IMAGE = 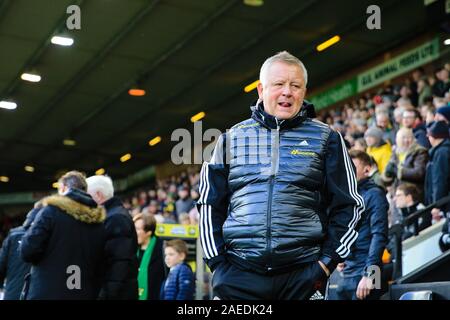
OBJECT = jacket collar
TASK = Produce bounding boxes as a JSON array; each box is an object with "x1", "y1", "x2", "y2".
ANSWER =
[
  {"x1": 250, "y1": 99, "x2": 316, "y2": 130},
  {"x1": 400, "y1": 203, "x2": 420, "y2": 218},
  {"x1": 357, "y1": 177, "x2": 375, "y2": 190},
  {"x1": 103, "y1": 196, "x2": 123, "y2": 212},
  {"x1": 42, "y1": 188, "x2": 106, "y2": 224},
  {"x1": 429, "y1": 139, "x2": 450, "y2": 157}
]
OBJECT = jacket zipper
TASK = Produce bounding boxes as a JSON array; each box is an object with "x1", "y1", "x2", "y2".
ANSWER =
[{"x1": 266, "y1": 119, "x2": 282, "y2": 272}]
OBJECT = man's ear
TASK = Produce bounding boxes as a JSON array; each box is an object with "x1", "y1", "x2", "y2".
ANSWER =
[
  {"x1": 257, "y1": 81, "x2": 263, "y2": 100},
  {"x1": 95, "y1": 191, "x2": 104, "y2": 203},
  {"x1": 405, "y1": 194, "x2": 414, "y2": 204}
]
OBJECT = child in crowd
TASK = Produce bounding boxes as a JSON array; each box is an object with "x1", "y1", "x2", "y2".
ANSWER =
[{"x1": 160, "y1": 239, "x2": 195, "y2": 300}]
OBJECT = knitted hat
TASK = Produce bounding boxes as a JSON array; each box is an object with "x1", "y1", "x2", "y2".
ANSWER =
[
  {"x1": 436, "y1": 106, "x2": 450, "y2": 122},
  {"x1": 427, "y1": 121, "x2": 449, "y2": 139},
  {"x1": 364, "y1": 126, "x2": 384, "y2": 141}
]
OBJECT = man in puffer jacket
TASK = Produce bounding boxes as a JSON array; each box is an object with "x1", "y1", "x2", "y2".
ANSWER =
[
  {"x1": 20, "y1": 171, "x2": 106, "y2": 300},
  {"x1": 197, "y1": 51, "x2": 364, "y2": 300}
]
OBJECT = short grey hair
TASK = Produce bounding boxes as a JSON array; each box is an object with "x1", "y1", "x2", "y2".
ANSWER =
[
  {"x1": 86, "y1": 175, "x2": 114, "y2": 200},
  {"x1": 376, "y1": 111, "x2": 390, "y2": 120},
  {"x1": 259, "y1": 51, "x2": 308, "y2": 87}
]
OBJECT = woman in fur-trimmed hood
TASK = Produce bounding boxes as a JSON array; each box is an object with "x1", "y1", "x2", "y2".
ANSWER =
[{"x1": 20, "y1": 171, "x2": 107, "y2": 300}]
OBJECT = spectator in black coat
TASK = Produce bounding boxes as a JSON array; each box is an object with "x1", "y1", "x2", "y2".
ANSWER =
[
  {"x1": 424, "y1": 121, "x2": 450, "y2": 223},
  {"x1": 20, "y1": 171, "x2": 106, "y2": 300},
  {"x1": 0, "y1": 203, "x2": 40, "y2": 299},
  {"x1": 87, "y1": 175, "x2": 139, "y2": 300},
  {"x1": 432, "y1": 67, "x2": 450, "y2": 98}
]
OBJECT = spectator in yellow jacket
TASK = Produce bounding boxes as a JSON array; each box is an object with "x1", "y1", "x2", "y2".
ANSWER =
[{"x1": 365, "y1": 127, "x2": 392, "y2": 175}]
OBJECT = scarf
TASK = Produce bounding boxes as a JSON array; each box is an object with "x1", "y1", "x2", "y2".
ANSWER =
[{"x1": 137, "y1": 236, "x2": 157, "y2": 300}]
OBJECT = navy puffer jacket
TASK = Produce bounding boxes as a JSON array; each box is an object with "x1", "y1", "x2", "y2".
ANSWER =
[
  {"x1": 198, "y1": 101, "x2": 364, "y2": 275},
  {"x1": 161, "y1": 262, "x2": 195, "y2": 300}
]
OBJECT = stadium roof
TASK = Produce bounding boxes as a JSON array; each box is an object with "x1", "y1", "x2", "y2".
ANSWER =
[{"x1": 0, "y1": 0, "x2": 448, "y2": 192}]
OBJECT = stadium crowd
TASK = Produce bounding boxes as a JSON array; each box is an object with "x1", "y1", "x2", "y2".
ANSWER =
[{"x1": 1, "y1": 61, "x2": 449, "y2": 300}]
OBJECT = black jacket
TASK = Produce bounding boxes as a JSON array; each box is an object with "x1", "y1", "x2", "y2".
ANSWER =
[
  {"x1": 343, "y1": 178, "x2": 388, "y2": 277},
  {"x1": 439, "y1": 215, "x2": 450, "y2": 252},
  {"x1": 0, "y1": 226, "x2": 31, "y2": 299},
  {"x1": 400, "y1": 203, "x2": 430, "y2": 240},
  {"x1": 413, "y1": 123, "x2": 431, "y2": 150},
  {"x1": 197, "y1": 101, "x2": 364, "y2": 275},
  {"x1": 99, "y1": 197, "x2": 139, "y2": 300},
  {"x1": 413, "y1": 124, "x2": 431, "y2": 150},
  {"x1": 0, "y1": 206, "x2": 40, "y2": 300},
  {"x1": 20, "y1": 189, "x2": 106, "y2": 300},
  {"x1": 425, "y1": 139, "x2": 450, "y2": 212}
]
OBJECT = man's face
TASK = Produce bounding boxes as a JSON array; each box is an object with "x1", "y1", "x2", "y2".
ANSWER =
[
  {"x1": 148, "y1": 203, "x2": 158, "y2": 214},
  {"x1": 400, "y1": 86, "x2": 410, "y2": 98},
  {"x1": 351, "y1": 158, "x2": 370, "y2": 181},
  {"x1": 365, "y1": 136, "x2": 377, "y2": 147},
  {"x1": 134, "y1": 219, "x2": 151, "y2": 246},
  {"x1": 438, "y1": 69, "x2": 449, "y2": 81},
  {"x1": 434, "y1": 113, "x2": 449, "y2": 124},
  {"x1": 428, "y1": 134, "x2": 441, "y2": 147},
  {"x1": 178, "y1": 189, "x2": 188, "y2": 199},
  {"x1": 402, "y1": 111, "x2": 416, "y2": 128},
  {"x1": 257, "y1": 61, "x2": 306, "y2": 120},
  {"x1": 394, "y1": 190, "x2": 407, "y2": 209},
  {"x1": 376, "y1": 115, "x2": 389, "y2": 129}
]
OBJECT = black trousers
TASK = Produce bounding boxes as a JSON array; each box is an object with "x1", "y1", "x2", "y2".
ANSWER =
[{"x1": 212, "y1": 261, "x2": 328, "y2": 300}]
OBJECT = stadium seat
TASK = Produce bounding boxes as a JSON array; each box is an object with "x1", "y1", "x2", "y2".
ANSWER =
[{"x1": 399, "y1": 290, "x2": 433, "y2": 300}]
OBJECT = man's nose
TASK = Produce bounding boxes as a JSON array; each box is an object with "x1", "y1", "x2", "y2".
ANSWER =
[{"x1": 281, "y1": 84, "x2": 292, "y2": 96}]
